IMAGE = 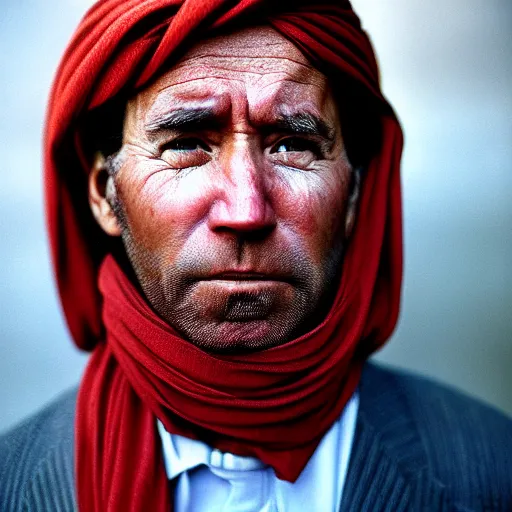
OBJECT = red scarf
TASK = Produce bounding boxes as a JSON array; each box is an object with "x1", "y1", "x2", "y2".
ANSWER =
[{"x1": 44, "y1": 1, "x2": 403, "y2": 510}]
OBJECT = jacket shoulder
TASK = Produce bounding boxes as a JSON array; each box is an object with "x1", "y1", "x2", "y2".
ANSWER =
[
  {"x1": 361, "y1": 362, "x2": 512, "y2": 510},
  {"x1": 0, "y1": 388, "x2": 78, "y2": 512}
]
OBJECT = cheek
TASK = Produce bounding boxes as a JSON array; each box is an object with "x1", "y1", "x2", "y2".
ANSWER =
[
  {"x1": 272, "y1": 165, "x2": 350, "y2": 263},
  {"x1": 117, "y1": 160, "x2": 215, "y2": 254}
]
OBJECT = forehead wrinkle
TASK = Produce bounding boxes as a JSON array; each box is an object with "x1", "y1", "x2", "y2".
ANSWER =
[
  {"x1": 140, "y1": 76, "x2": 332, "y2": 135},
  {"x1": 144, "y1": 66, "x2": 325, "y2": 124},
  {"x1": 249, "y1": 75, "x2": 329, "y2": 112},
  {"x1": 131, "y1": 35, "x2": 332, "y2": 137},
  {"x1": 151, "y1": 74, "x2": 246, "y2": 95},
  {"x1": 170, "y1": 58, "x2": 319, "y2": 88},
  {"x1": 174, "y1": 54, "x2": 316, "y2": 71},
  {"x1": 254, "y1": 75, "x2": 327, "y2": 93},
  {"x1": 145, "y1": 38, "x2": 322, "y2": 103},
  {"x1": 187, "y1": 62, "x2": 325, "y2": 100},
  {"x1": 156, "y1": 70, "x2": 323, "y2": 97}
]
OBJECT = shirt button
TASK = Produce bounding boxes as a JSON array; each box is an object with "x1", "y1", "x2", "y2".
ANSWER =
[
  {"x1": 210, "y1": 449, "x2": 223, "y2": 468},
  {"x1": 223, "y1": 452, "x2": 236, "y2": 470}
]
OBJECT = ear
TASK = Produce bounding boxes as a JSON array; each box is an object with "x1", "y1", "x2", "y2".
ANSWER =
[
  {"x1": 344, "y1": 166, "x2": 361, "y2": 238},
  {"x1": 88, "y1": 152, "x2": 122, "y2": 236}
]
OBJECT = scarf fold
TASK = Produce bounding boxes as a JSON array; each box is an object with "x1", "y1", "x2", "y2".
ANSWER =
[
  {"x1": 82, "y1": 254, "x2": 361, "y2": 482},
  {"x1": 45, "y1": 0, "x2": 404, "y2": 510}
]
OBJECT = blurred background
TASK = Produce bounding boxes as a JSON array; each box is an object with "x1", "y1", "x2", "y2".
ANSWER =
[{"x1": 0, "y1": 0, "x2": 511, "y2": 433}]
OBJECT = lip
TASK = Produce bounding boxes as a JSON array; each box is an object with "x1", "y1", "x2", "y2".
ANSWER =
[{"x1": 203, "y1": 271, "x2": 288, "y2": 281}]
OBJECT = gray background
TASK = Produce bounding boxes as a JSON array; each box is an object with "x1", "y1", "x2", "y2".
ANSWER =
[{"x1": 1, "y1": 0, "x2": 511, "y2": 434}]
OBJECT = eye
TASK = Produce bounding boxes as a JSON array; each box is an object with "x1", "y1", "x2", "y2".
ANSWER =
[
  {"x1": 161, "y1": 137, "x2": 211, "y2": 169},
  {"x1": 163, "y1": 137, "x2": 210, "y2": 152},
  {"x1": 270, "y1": 137, "x2": 321, "y2": 157},
  {"x1": 269, "y1": 137, "x2": 322, "y2": 170}
]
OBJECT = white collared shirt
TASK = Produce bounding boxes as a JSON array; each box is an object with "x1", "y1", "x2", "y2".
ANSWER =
[{"x1": 157, "y1": 393, "x2": 359, "y2": 511}]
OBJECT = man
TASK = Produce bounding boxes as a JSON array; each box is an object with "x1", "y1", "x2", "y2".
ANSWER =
[{"x1": 1, "y1": 0, "x2": 511, "y2": 511}]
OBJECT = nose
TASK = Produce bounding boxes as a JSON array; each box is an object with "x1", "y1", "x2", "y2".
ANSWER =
[{"x1": 207, "y1": 141, "x2": 276, "y2": 237}]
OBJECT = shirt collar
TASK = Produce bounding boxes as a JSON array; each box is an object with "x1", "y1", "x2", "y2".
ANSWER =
[
  {"x1": 157, "y1": 391, "x2": 359, "y2": 482},
  {"x1": 157, "y1": 421, "x2": 267, "y2": 480}
]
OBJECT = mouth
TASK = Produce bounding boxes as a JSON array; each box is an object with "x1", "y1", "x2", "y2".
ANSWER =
[
  {"x1": 192, "y1": 272, "x2": 293, "y2": 322},
  {"x1": 203, "y1": 271, "x2": 290, "y2": 282}
]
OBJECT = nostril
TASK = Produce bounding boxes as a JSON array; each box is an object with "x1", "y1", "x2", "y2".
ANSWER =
[
  {"x1": 244, "y1": 225, "x2": 275, "y2": 242},
  {"x1": 213, "y1": 224, "x2": 275, "y2": 243}
]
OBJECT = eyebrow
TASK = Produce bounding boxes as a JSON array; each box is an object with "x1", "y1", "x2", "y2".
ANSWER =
[
  {"x1": 145, "y1": 107, "x2": 218, "y2": 136},
  {"x1": 272, "y1": 112, "x2": 335, "y2": 142},
  {"x1": 145, "y1": 107, "x2": 335, "y2": 142}
]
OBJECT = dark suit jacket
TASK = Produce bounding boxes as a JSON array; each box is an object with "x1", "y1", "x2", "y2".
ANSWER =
[{"x1": 1, "y1": 362, "x2": 511, "y2": 511}]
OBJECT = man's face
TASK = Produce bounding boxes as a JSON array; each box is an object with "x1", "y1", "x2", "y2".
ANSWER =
[{"x1": 92, "y1": 26, "x2": 356, "y2": 353}]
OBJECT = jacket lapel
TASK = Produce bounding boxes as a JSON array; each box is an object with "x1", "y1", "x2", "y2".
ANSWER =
[{"x1": 339, "y1": 362, "x2": 458, "y2": 512}]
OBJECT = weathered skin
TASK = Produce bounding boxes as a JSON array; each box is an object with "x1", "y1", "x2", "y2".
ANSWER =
[{"x1": 89, "y1": 26, "x2": 358, "y2": 352}]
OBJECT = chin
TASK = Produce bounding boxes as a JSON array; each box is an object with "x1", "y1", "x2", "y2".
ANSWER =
[{"x1": 186, "y1": 319, "x2": 294, "y2": 354}]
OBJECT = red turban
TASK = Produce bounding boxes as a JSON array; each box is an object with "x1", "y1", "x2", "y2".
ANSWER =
[{"x1": 44, "y1": 0, "x2": 403, "y2": 510}]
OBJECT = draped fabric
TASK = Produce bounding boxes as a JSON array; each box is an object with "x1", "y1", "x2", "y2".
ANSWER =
[{"x1": 44, "y1": 0, "x2": 404, "y2": 510}]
